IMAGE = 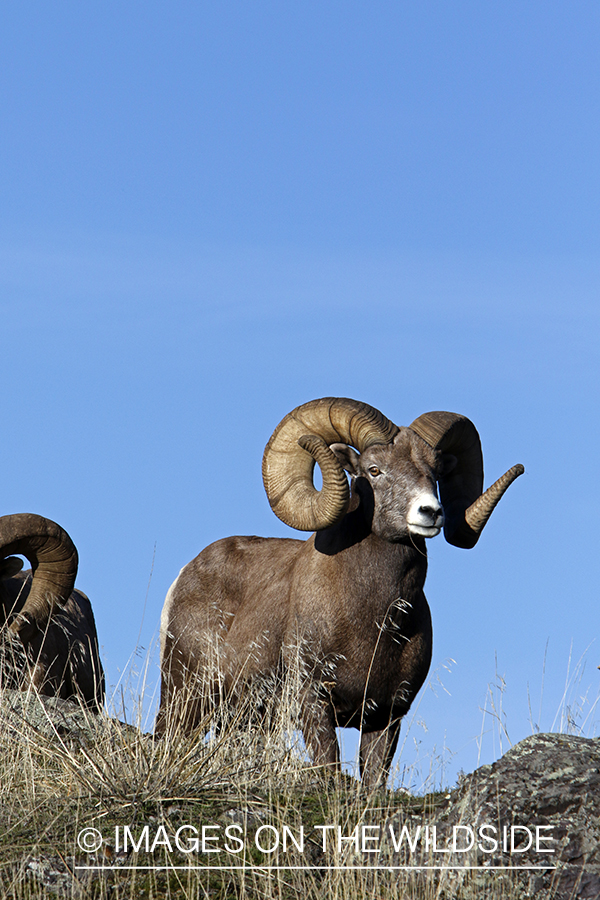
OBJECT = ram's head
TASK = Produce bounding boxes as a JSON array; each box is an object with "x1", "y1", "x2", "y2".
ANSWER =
[{"x1": 262, "y1": 398, "x2": 523, "y2": 547}]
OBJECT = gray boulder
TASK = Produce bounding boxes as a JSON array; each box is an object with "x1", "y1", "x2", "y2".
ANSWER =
[
  {"x1": 386, "y1": 733, "x2": 599, "y2": 899},
  {"x1": 0, "y1": 688, "x2": 104, "y2": 744}
]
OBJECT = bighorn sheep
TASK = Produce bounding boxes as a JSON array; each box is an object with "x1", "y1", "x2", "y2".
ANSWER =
[
  {"x1": 0, "y1": 513, "x2": 104, "y2": 710},
  {"x1": 158, "y1": 398, "x2": 523, "y2": 784}
]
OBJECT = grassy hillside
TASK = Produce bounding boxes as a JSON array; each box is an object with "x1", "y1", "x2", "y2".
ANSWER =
[{"x1": 0, "y1": 672, "x2": 545, "y2": 900}]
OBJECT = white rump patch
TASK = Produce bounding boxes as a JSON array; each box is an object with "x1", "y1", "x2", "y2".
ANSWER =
[{"x1": 159, "y1": 568, "x2": 184, "y2": 666}]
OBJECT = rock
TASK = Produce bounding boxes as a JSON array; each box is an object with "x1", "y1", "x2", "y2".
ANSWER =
[
  {"x1": 386, "y1": 733, "x2": 600, "y2": 899},
  {"x1": 0, "y1": 688, "x2": 105, "y2": 744}
]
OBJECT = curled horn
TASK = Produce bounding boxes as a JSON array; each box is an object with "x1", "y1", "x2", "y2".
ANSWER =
[
  {"x1": 409, "y1": 412, "x2": 524, "y2": 549},
  {"x1": 262, "y1": 397, "x2": 399, "y2": 531},
  {"x1": 0, "y1": 513, "x2": 78, "y2": 642}
]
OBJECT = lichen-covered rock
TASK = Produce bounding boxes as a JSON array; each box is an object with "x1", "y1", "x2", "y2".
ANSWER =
[
  {"x1": 386, "y1": 733, "x2": 599, "y2": 899},
  {"x1": 0, "y1": 688, "x2": 104, "y2": 744},
  {"x1": 450, "y1": 733, "x2": 599, "y2": 899}
]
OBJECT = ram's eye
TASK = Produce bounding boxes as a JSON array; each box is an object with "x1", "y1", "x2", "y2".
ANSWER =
[{"x1": 368, "y1": 466, "x2": 381, "y2": 477}]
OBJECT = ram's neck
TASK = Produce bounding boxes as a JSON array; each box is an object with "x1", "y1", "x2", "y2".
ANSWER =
[
  {"x1": 313, "y1": 503, "x2": 369, "y2": 555},
  {"x1": 312, "y1": 509, "x2": 426, "y2": 588},
  {"x1": 314, "y1": 501, "x2": 426, "y2": 553}
]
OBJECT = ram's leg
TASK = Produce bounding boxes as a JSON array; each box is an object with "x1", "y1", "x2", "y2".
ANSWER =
[
  {"x1": 156, "y1": 638, "x2": 220, "y2": 737},
  {"x1": 301, "y1": 696, "x2": 340, "y2": 774},
  {"x1": 25, "y1": 628, "x2": 65, "y2": 698},
  {"x1": 359, "y1": 717, "x2": 402, "y2": 788}
]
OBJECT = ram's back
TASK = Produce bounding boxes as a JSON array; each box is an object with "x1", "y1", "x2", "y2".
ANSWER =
[{"x1": 160, "y1": 535, "x2": 305, "y2": 678}]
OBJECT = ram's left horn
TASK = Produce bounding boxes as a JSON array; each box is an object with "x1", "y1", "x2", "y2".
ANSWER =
[{"x1": 465, "y1": 464, "x2": 525, "y2": 538}]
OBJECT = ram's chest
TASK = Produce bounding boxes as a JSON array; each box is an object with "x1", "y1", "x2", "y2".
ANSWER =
[
  {"x1": 293, "y1": 584, "x2": 426, "y2": 694},
  {"x1": 285, "y1": 537, "x2": 430, "y2": 710},
  {"x1": 332, "y1": 602, "x2": 415, "y2": 675}
]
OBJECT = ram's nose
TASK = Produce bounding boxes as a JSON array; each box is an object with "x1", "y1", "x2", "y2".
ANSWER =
[
  {"x1": 418, "y1": 503, "x2": 443, "y2": 524},
  {"x1": 407, "y1": 494, "x2": 444, "y2": 537}
]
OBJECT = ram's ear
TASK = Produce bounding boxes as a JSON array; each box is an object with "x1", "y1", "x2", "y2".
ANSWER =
[{"x1": 329, "y1": 443, "x2": 361, "y2": 477}]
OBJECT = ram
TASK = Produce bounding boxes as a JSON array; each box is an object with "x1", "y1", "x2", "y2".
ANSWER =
[
  {"x1": 158, "y1": 398, "x2": 523, "y2": 785},
  {"x1": 0, "y1": 513, "x2": 104, "y2": 710}
]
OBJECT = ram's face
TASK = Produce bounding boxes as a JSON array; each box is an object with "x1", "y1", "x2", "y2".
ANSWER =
[{"x1": 332, "y1": 428, "x2": 451, "y2": 542}]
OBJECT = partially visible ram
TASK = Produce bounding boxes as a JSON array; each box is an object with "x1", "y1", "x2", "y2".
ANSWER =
[{"x1": 0, "y1": 513, "x2": 104, "y2": 710}]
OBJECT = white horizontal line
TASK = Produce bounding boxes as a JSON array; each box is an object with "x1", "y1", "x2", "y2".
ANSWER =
[{"x1": 75, "y1": 865, "x2": 557, "y2": 872}]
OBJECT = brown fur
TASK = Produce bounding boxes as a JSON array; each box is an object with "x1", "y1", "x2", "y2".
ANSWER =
[
  {"x1": 0, "y1": 565, "x2": 104, "y2": 710},
  {"x1": 158, "y1": 429, "x2": 445, "y2": 786}
]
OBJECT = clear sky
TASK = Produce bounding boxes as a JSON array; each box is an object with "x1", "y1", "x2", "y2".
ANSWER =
[{"x1": 1, "y1": 1, "x2": 598, "y2": 789}]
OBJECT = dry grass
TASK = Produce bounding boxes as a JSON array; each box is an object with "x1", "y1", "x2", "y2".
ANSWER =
[{"x1": 0, "y1": 629, "x2": 597, "y2": 899}]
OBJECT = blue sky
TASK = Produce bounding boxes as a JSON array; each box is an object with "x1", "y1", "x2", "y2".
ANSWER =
[{"x1": 1, "y1": 2, "x2": 598, "y2": 788}]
